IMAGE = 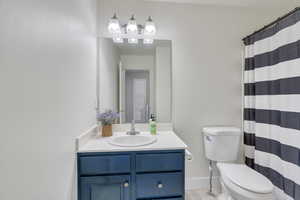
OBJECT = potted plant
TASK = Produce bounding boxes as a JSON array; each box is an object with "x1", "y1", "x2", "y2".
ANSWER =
[{"x1": 97, "y1": 110, "x2": 119, "y2": 137}]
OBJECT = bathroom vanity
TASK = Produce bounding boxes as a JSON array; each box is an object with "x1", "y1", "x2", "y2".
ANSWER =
[
  {"x1": 81, "y1": 37, "x2": 186, "y2": 199},
  {"x1": 77, "y1": 131, "x2": 187, "y2": 200}
]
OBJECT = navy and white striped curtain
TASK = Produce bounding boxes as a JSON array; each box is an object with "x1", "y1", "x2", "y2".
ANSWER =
[{"x1": 244, "y1": 10, "x2": 300, "y2": 200}]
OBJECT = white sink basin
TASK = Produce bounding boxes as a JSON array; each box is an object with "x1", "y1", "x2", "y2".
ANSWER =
[{"x1": 108, "y1": 135, "x2": 157, "y2": 147}]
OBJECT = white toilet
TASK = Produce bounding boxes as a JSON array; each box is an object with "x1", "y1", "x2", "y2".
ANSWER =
[{"x1": 203, "y1": 127, "x2": 274, "y2": 200}]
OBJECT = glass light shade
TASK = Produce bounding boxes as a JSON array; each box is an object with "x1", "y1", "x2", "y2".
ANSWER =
[
  {"x1": 143, "y1": 38, "x2": 154, "y2": 44},
  {"x1": 144, "y1": 17, "x2": 156, "y2": 36},
  {"x1": 128, "y1": 38, "x2": 138, "y2": 44},
  {"x1": 108, "y1": 14, "x2": 121, "y2": 34},
  {"x1": 113, "y1": 36, "x2": 124, "y2": 43},
  {"x1": 126, "y1": 15, "x2": 138, "y2": 35}
]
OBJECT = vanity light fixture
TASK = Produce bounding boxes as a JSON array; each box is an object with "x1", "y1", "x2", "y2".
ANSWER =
[
  {"x1": 108, "y1": 14, "x2": 157, "y2": 44},
  {"x1": 126, "y1": 15, "x2": 138, "y2": 35},
  {"x1": 144, "y1": 16, "x2": 156, "y2": 36},
  {"x1": 108, "y1": 13, "x2": 121, "y2": 34},
  {"x1": 113, "y1": 36, "x2": 124, "y2": 44},
  {"x1": 143, "y1": 38, "x2": 154, "y2": 44},
  {"x1": 128, "y1": 38, "x2": 138, "y2": 44}
]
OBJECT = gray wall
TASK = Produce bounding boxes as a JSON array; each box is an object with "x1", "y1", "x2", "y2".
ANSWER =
[
  {"x1": 98, "y1": 0, "x2": 295, "y2": 179},
  {"x1": 156, "y1": 46, "x2": 172, "y2": 122},
  {"x1": 0, "y1": 1, "x2": 97, "y2": 200}
]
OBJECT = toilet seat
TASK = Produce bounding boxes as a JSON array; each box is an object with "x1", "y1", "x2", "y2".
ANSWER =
[{"x1": 217, "y1": 163, "x2": 274, "y2": 200}]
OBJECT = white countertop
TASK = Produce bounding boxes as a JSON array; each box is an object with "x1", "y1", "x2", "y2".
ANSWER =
[{"x1": 78, "y1": 131, "x2": 188, "y2": 153}]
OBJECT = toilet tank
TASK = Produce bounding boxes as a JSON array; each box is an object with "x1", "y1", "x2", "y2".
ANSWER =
[{"x1": 203, "y1": 126, "x2": 241, "y2": 162}]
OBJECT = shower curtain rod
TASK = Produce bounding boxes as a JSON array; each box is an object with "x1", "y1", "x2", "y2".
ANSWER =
[{"x1": 242, "y1": 7, "x2": 300, "y2": 41}]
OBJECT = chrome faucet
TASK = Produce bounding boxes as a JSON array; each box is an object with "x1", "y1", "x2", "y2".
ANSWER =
[{"x1": 126, "y1": 120, "x2": 140, "y2": 135}]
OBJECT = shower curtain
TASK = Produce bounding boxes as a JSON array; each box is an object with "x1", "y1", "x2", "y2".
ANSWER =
[{"x1": 243, "y1": 10, "x2": 300, "y2": 200}]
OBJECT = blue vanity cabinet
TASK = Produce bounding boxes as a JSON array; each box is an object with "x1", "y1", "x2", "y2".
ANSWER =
[{"x1": 77, "y1": 150, "x2": 185, "y2": 200}]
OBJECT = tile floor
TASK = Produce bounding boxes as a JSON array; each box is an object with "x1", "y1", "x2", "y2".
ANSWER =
[
  {"x1": 186, "y1": 187, "x2": 225, "y2": 200},
  {"x1": 186, "y1": 188, "x2": 218, "y2": 200}
]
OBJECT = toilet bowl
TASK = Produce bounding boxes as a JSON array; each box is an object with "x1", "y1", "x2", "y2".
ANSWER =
[{"x1": 217, "y1": 163, "x2": 274, "y2": 200}]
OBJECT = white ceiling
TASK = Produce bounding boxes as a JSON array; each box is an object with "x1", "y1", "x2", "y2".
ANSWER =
[{"x1": 144, "y1": 0, "x2": 298, "y2": 7}]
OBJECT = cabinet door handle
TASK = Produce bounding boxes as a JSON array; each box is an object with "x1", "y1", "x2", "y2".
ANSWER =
[
  {"x1": 123, "y1": 182, "x2": 129, "y2": 187},
  {"x1": 157, "y1": 183, "x2": 163, "y2": 189}
]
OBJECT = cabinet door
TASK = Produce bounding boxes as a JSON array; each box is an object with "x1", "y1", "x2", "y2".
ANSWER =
[{"x1": 79, "y1": 175, "x2": 131, "y2": 200}]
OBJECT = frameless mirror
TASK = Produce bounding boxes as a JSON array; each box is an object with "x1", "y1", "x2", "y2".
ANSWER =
[{"x1": 98, "y1": 38, "x2": 172, "y2": 124}]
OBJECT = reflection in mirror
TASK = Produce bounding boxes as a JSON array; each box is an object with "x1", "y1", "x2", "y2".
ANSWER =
[{"x1": 99, "y1": 38, "x2": 172, "y2": 124}]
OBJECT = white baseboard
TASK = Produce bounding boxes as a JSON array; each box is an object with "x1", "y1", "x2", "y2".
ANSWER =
[{"x1": 185, "y1": 176, "x2": 220, "y2": 191}]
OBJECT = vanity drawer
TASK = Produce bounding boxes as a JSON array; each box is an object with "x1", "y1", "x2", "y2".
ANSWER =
[
  {"x1": 136, "y1": 172, "x2": 184, "y2": 198},
  {"x1": 136, "y1": 152, "x2": 184, "y2": 172},
  {"x1": 79, "y1": 155, "x2": 131, "y2": 175}
]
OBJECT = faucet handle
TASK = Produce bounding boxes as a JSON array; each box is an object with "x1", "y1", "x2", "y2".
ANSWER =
[{"x1": 126, "y1": 119, "x2": 140, "y2": 135}]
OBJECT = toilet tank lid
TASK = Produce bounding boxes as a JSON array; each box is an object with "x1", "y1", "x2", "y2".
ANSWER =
[{"x1": 202, "y1": 126, "x2": 241, "y2": 136}]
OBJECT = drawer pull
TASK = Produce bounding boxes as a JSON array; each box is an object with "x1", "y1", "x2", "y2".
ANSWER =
[
  {"x1": 157, "y1": 183, "x2": 163, "y2": 189},
  {"x1": 123, "y1": 182, "x2": 129, "y2": 187}
]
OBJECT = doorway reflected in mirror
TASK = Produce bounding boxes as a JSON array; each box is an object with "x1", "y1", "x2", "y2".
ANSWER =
[{"x1": 99, "y1": 38, "x2": 172, "y2": 124}]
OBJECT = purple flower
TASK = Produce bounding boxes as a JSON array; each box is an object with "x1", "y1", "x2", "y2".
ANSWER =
[{"x1": 97, "y1": 110, "x2": 120, "y2": 125}]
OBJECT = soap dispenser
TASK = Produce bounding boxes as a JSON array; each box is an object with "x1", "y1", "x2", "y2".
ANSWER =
[{"x1": 149, "y1": 114, "x2": 157, "y2": 135}]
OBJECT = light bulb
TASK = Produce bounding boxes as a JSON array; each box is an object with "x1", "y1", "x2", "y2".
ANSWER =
[
  {"x1": 108, "y1": 14, "x2": 121, "y2": 34},
  {"x1": 126, "y1": 15, "x2": 138, "y2": 35},
  {"x1": 143, "y1": 38, "x2": 154, "y2": 44},
  {"x1": 128, "y1": 38, "x2": 138, "y2": 44},
  {"x1": 144, "y1": 16, "x2": 156, "y2": 36},
  {"x1": 113, "y1": 36, "x2": 124, "y2": 43}
]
